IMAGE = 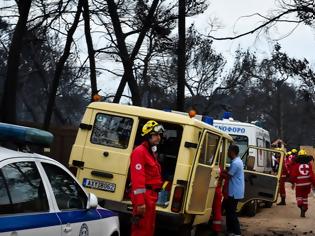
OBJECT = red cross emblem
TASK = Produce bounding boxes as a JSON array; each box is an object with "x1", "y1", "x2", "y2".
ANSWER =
[{"x1": 299, "y1": 164, "x2": 310, "y2": 175}]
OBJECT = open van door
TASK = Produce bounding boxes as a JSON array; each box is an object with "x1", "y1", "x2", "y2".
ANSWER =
[
  {"x1": 70, "y1": 109, "x2": 139, "y2": 202},
  {"x1": 185, "y1": 131, "x2": 221, "y2": 214},
  {"x1": 239, "y1": 146, "x2": 284, "y2": 207}
]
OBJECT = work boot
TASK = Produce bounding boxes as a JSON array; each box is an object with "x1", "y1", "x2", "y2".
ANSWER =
[{"x1": 277, "y1": 197, "x2": 286, "y2": 205}]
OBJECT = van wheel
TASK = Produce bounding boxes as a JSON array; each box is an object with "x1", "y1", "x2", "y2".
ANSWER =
[
  {"x1": 178, "y1": 224, "x2": 197, "y2": 236},
  {"x1": 244, "y1": 200, "x2": 257, "y2": 217},
  {"x1": 264, "y1": 201, "x2": 273, "y2": 208}
]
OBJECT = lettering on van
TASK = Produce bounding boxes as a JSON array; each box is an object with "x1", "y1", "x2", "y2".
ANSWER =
[{"x1": 214, "y1": 125, "x2": 246, "y2": 134}]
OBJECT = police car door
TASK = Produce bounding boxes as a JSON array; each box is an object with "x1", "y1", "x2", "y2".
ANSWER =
[
  {"x1": 240, "y1": 146, "x2": 283, "y2": 205},
  {"x1": 40, "y1": 161, "x2": 102, "y2": 236},
  {"x1": 185, "y1": 131, "x2": 221, "y2": 215},
  {"x1": 0, "y1": 159, "x2": 61, "y2": 236}
]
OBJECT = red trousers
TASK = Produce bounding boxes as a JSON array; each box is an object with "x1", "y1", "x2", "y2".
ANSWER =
[
  {"x1": 295, "y1": 185, "x2": 311, "y2": 210},
  {"x1": 212, "y1": 186, "x2": 223, "y2": 232},
  {"x1": 131, "y1": 190, "x2": 158, "y2": 236},
  {"x1": 279, "y1": 177, "x2": 286, "y2": 197}
]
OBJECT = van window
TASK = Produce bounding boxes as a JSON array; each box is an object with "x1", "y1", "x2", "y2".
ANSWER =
[
  {"x1": 199, "y1": 132, "x2": 220, "y2": 166},
  {"x1": 91, "y1": 113, "x2": 133, "y2": 149},
  {"x1": 216, "y1": 139, "x2": 226, "y2": 167},
  {"x1": 265, "y1": 140, "x2": 270, "y2": 148},
  {"x1": 257, "y1": 138, "x2": 264, "y2": 166},
  {"x1": 231, "y1": 135, "x2": 248, "y2": 160}
]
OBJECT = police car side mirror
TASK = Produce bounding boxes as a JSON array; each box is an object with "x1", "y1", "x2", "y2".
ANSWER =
[{"x1": 87, "y1": 193, "x2": 98, "y2": 209}]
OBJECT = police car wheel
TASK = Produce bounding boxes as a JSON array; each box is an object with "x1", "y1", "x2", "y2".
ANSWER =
[
  {"x1": 178, "y1": 224, "x2": 197, "y2": 236},
  {"x1": 244, "y1": 200, "x2": 257, "y2": 217}
]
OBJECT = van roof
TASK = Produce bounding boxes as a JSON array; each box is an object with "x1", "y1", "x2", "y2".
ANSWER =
[{"x1": 88, "y1": 102, "x2": 232, "y2": 140}]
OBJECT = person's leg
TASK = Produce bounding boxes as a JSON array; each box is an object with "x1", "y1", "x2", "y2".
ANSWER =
[
  {"x1": 301, "y1": 186, "x2": 311, "y2": 217},
  {"x1": 211, "y1": 188, "x2": 223, "y2": 233},
  {"x1": 131, "y1": 191, "x2": 157, "y2": 236},
  {"x1": 277, "y1": 177, "x2": 286, "y2": 205},
  {"x1": 295, "y1": 186, "x2": 305, "y2": 217},
  {"x1": 223, "y1": 198, "x2": 232, "y2": 234},
  {"x1": 229, "y1": 197, "x2": 241, "y2": 235},
  {"x1": 296, "y1": 186, "x2": 303, "y2": 208}
]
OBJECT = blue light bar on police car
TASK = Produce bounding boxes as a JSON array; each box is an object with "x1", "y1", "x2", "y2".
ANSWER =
[{"x1": 0, "y1": 123, "x2": 53, "y2": 146}]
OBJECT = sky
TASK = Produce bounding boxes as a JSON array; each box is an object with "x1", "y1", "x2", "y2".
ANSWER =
[
  {"x1": 189, "y1": 0, "x2": 315, "y2": 67},
  {"x1": 1, "y1": 0, "x2": 314, "y2": 96}
]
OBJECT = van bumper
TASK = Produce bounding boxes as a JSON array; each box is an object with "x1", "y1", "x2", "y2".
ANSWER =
[
  {"x1": 117, "y1": 210, "x2": 185, "y2": 231},
  {"x1": 100, "y1": 199, "x2": 186, "y2": 230},
  {"x1": 156, "y1": 211, "x2": 185, "y2": 230}
]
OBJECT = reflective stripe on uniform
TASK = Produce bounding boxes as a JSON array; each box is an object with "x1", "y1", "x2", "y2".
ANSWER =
[
  {"x1": 296, "y1": 182, "x2": 311, "y2": 186},
  {"x1": 134, "y1": 188, "x2": 146, "y2": 195},
  {"x1": 212, "y1": 221, "x2": 221, "y2": 225},
  {"x1": 297, "y1": 175, "x2": 310, "y2": 179}
]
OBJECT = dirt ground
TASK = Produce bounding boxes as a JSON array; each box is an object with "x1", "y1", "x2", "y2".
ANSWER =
[{"x1": 239, "y1": 184, "x2": 315, "y2": 236}]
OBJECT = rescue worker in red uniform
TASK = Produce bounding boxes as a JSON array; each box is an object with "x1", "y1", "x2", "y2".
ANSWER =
[
  {"x1": 211, "y1": 166, "x2": 227, "y2": 234},
  {"x1": 277, "y1": 150, "x2": 288, "y2": 205},
  {"x1": 290, "y1": 149, "x2": 315, "y2": 217},
  {"x1": 130, "y1": 120, "x2": 164, "y2": 236}
]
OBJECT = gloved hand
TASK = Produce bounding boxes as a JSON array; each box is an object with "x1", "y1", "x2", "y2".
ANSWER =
[{"x1": 136, "y1": 204, "x2": 146, "y2": 216}]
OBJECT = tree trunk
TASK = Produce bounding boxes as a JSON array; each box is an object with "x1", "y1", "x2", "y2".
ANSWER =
[
  {"x1": 83, "y1": 0, "x2": 97, "y2": 101},
  {"x1": 276, "y1": 82, "x2": 284, "y2": 139},
  {"x1": 177, "y1": 0, "x2": 186, "y2": 111},
  {"x1": 0, "y1": 0, "x2": 32, "y2": 124},
  {"x1": 43, "y1": 0, "x2": 83, "y2": 130},
  {"x1": 112, "y1": 0, "x2": 159, "y2": 104},
  {"x1": 106, "y1": 0, "x2": 140, "y2": 105}
]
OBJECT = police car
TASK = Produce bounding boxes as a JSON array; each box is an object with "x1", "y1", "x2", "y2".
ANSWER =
[{"x1": 0, "y1": 123, "x2": 120, "y2": 236}]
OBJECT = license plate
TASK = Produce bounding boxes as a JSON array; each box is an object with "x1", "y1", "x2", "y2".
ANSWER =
[{"x1": 82, "y1": 178, "x2": 116, "y2": 193}]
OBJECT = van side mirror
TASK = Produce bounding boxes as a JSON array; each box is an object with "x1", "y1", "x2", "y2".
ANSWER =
[{"x1": 86, "y1": 193, "x2": 98, "y2": 209}]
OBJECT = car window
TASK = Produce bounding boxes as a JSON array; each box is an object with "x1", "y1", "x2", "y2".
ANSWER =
[
  {"x1": 0, "y1": 171, "x2": 10, "y2": 206},
  {"x1": 0, "y1": 161, "x2": 49, "y2": 215},
  {"x1": 91, "y1": 113, "x2": 133, "y2": 149},
  {"x1": 199, "y1": 132, "x2": 220, "y2": 166},
  {"x1": 42, "y1": 163, "x2": 87, "y2": 210}
]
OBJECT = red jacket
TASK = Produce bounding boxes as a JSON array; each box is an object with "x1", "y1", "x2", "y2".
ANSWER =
[
  {"x1": 130, "y1": 141, "x2": 163, "y2": 206},
  {"x1": 290, "y1": 161, "x2": 315, "y2": 187}
]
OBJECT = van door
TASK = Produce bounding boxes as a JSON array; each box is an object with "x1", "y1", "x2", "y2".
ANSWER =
[
  {"x1": 76, "y1": 110, "x2": 138, "y2": 202},
  {"x1": 185, "y1": 131, "x2": 221, "y2": 214},
  {"x1": 240, "y1": 146, "x2": 283, "y2": 204}
]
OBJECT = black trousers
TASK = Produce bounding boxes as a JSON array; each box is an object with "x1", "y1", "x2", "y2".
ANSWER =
[{"x1": 223, "y1": 196, "x2": 241, "y2": 235}]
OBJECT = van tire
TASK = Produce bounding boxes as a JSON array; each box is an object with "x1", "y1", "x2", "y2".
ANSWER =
[
  {"x1": 264, "y1": 201, "x2": 273, "y2": 208},
  {"x1": 244, "y1": 200, "x2": 257, "y2": 217},
  {"x1": 177, "y1": 224, "x2": 197, "y2": 236}
]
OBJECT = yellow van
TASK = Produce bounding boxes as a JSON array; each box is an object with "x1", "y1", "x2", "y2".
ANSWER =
[{"x1": 69, "y1": 102, "x2": 283, "y2": 234}]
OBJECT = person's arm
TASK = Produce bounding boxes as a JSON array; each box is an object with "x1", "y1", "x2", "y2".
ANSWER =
[
  {"x1": 130, "y1": 149, "x2": 146, "y2": 215},
  {"x1": 228, "y1": 161, "x2": 238, "y2": 177},
  {"x1": 309, "y1": 164, "x2": 315, "y2": 187}
]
